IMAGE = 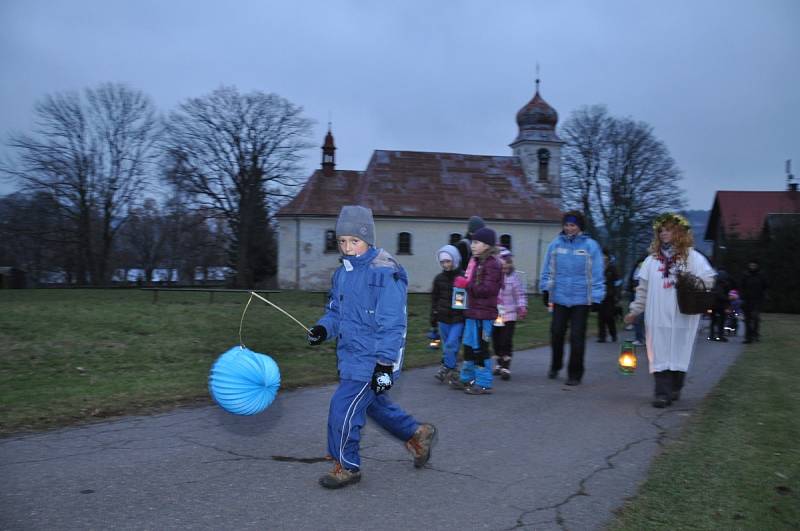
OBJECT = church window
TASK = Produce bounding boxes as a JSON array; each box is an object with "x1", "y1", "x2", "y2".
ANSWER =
[
  {"x1": 537, "y1": 148, "x2": 550, "y2": 182},
  {"x1": 324, "y1": 230, "x2": 337, "y2": 253},
  {"x1": 397, "y1": 232, "x2": 412, "y2": 255},
  {"x1": 500, "y1": 234, "x2": 512, "y2": 250},
  {"x1": 449, "y1": 233, "x2": 461, "y2": 245}
]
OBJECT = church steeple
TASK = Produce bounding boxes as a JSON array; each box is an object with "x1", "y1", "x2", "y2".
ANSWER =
[
  {"x1": 510, "y1": 75, "x2": 564, "y2": 199},
  {"x1": 321, "y1": 123, "x2": 336, "y2": 177}
]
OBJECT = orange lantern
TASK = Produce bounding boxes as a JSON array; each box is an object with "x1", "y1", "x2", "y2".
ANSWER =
[{"x1": 618, "y1": 340, "x2": 638, "y2": 375}]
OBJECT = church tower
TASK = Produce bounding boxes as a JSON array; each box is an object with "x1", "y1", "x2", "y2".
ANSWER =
[
  {"x1": 321, "y1": 124, "x2": 336, "y2": 176},
  {"x1": 510, "y1": 78, "x2": 563, "y2": 198}
]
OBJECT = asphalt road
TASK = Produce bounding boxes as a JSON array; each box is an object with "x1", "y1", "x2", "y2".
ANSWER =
[{"x1": 1, "y1": 331, "x2": 743, "y2": 530}]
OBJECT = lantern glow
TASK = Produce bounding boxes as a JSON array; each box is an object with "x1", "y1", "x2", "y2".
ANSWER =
[{"x1": 618, "y1": 340, "x2": 638, "y2": 375}]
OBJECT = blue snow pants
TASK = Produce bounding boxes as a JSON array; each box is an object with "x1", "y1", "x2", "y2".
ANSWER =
[
  {"x1": 438, "y1": 321, "x2": 464, "y2": 370},
  {"x1": 327, "y1": 379, "x2": 419, "y2": 470}
]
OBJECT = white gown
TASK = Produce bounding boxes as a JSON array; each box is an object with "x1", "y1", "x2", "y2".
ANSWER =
[{"x1": 633, "y1": 248, "x2": 716, "y2": 373}]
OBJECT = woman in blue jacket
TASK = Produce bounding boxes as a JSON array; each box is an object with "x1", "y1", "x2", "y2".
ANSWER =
[
  {"x1": 539, "y1": 211, "x2": 605, "y2": 385},
  {"x1": 307, "y1": 205, "x2": 436, "y2": 489}
]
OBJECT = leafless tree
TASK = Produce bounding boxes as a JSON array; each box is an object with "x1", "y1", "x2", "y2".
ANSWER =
[
  {"x1": 117, "y1": 198, "x2": 167, "y2": 283},
  {"x1": 2, "y1": 83, "x2": 160, "y2": 284},
  {"x1": 162, "y1": 86, "x2": 313, "y2": 287},
  {"x1": 561, "y1": 105, "x2": 686, "y2": 275}
]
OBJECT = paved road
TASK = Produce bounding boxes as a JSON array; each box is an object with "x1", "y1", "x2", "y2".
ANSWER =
[{"x1": 1, "y1": 333, "x2": 743, "y2": 530}]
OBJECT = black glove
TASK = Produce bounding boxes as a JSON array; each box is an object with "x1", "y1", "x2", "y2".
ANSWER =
[
  {"x1": 307, "y1": 325, "x2": 327, "y2": 345},
  {"x1": 370, "y1": 363, "x2": 394, "y2": 395},
  {"x1": 542, "y1": 291, "x2": 549, "y2": 307},
  {"x1": 590, "y1": 303, "x2": 600, "y2": 312}
]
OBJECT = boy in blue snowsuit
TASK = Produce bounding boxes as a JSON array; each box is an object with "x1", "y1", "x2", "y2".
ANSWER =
[{"x1": 308, "y1": 205, "x2": 436, "y2": 489}]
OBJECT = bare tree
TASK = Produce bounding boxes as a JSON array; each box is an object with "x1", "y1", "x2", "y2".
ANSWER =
[
  {"x1": 162, "y1": 86, "x2": 313, "y2": 287},
  {"x1": 2, "y1": 83, "x2": 160, "y2": 284},
  {"x1": 117, "y1": 198, "x2": 168, "y2": 283},
  {"x1": 561, "y1": 105, "x2": 686, "y2": 275}
]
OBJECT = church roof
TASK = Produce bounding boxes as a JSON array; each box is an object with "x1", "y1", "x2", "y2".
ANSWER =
[
  {"x1": 704, "y1": 190, "x2": 800, "y2": 240},
  {"x1": 278, "y1": 150, "x2": 561, "y2": 222}
]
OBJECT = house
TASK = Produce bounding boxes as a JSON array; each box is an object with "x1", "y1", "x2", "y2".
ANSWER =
[
  {"x1": 276, "y1": 81, "x2": 565, "y2": 292},
  {"x1": 704, "y1": 187, "x2": 800, "y2": 263}
]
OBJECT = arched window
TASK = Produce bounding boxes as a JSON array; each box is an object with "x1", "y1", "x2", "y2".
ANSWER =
[
  {"x1": 449, "y1": 233, "x2": 461, "y2": 246},
  {"x1": 397, "y1": 232, "x2": 412, "y2": 255},
  {"x1": 324, "y1": 230, "x2": 337, "y2": 253},
  {"x1": 500, "y1": 234, "x2": 512, "y2": 251},
  {"x1": 537, "y1": 148, "x2": 550, "y2": 182}
]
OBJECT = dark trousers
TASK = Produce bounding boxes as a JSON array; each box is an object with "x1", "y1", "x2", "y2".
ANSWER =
[
  {"x1": 550, "y1": 304, "x2": 590, "y2": 380},
  {"x1": 654, "y1": 370, "x2": 686, "y2": 400},
  {"x1": 492, "y1": 321, "x2": 516, "y2": 368},
  {"x1": 710, "y1": 309, "x2": 726, "y2": 339},
  {"x1": 597, "y1": 300, "x2": 617, "y2": 340},
  {"x1": 743, "y1": 303, "x2": 761, "y2": 341}
]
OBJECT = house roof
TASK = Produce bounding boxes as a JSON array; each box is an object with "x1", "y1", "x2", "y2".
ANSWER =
[
  {"x1": 704, "y1": 190, "x2": 800, "y2": 240},
  {"x1": 278, "y1": 150, "x2": 562, "y2": 223}
]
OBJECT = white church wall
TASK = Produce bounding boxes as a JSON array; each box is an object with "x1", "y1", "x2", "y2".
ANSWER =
[{"x1": 278, "y1": 216, "x2": 561, "y2": 293}]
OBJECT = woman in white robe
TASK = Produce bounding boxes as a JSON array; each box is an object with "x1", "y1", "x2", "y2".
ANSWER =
[{"x1": 624, "y1": 213, "x2": 716, "y2": 408}]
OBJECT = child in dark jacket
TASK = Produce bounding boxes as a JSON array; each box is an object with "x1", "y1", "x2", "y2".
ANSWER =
[
  {"x1": 307, "y1": 205, "x2": 436, "y2": 489},
  {"x1": 430, "y1": 244, "x2": 465, "y2": 383},
  {"x1": 449, "y1": 227, "x2": 503, "y2": 395}
]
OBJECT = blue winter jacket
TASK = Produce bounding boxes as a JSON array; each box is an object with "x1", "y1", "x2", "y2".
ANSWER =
[
  {"x1": 316, "y1": 247, "x2": 408, "y2": 382},
  {"x1": 539, "y1": 232, "x2": 606, "y2": 307}
]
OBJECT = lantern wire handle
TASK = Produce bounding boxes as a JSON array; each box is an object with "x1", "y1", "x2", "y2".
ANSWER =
[
  {"x1": 239, "y1": 291, "x2": 312, "y2": 349},
  {"x1": 239, "y1": 293, "x2": 256, "y2": 348}
]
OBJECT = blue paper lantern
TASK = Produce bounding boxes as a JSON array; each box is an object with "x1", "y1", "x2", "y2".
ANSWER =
[{"x1": 209, "y1": 346, "x2": 281, "y2": 415}]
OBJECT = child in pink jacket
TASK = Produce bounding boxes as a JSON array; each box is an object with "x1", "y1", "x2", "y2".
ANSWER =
[{"x1": 493, "y1": 248, "x2": 528, "y2": 380}]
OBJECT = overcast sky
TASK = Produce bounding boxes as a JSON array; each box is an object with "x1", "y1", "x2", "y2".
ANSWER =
[{"x1": 1, "y1": 0, "x2": 798, "y2": 210}]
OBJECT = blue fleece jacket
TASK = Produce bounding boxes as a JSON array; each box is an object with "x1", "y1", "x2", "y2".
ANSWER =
[
  {"x1": 316, "y1": 247, "x2": 408, "y2": 382},
  {"x1": 539, "y1": 232, "x2": 606, "y2": 307}
]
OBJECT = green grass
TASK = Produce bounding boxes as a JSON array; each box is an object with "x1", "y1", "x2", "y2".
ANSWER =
[
  {"x1": 610, "y1": 314, "x2": 800, "y2": 530},
  {"x1": 0, "y1": 289, "x2": 551, "y2": 434}
]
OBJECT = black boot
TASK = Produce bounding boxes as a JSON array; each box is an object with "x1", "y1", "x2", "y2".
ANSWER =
[
  {"x1": 670, "y1": 371, "x2": 686, "y2": 401},
  {"x1": 652, "y1": 371, "x2": 672, "y2": 408}
]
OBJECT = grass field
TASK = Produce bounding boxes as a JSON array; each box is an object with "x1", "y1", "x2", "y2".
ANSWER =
[
  {"x1": 610, "y1": 314, "x2": 800, "y2": 530},
  {"x1": 0, "y1": 289, "x2": 551, "y2": 434}
]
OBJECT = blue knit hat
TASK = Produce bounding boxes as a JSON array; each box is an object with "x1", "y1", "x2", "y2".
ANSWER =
[{"x1": 336, "y1": 205, "x2": 375, "y2": 246}]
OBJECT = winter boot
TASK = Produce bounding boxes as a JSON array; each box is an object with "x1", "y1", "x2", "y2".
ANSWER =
[
  {"x1": 319, "y1": 462, "x2": 361, "y2": 489},
  {"x1": 670, "y1": 371, "x2": 686, "y2": 402},
  {"x1": 405, "y1": 423, "x2": 437, "y2": 468},
  {"x1": 652, "y1": 371, "x2": 673, "y2": 408},
  {"x1": 499, "y1": 367, "x2": 511, "y2": 381},
  {"x1": 434, "y1": 365, "x2": 452, "y2": 383}
]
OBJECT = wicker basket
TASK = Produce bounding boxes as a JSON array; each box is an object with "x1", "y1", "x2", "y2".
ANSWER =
[{"x1": 676, "y1": 272, "x2": 714, "y2": 315}]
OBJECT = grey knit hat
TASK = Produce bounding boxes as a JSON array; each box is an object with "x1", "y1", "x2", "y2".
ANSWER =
[
  {"x1": 336, "y1": 205, "x2": 375, "y2": 246},
  {"x1": 467, "y1": 215, "x2": 485, "y2": 235}
]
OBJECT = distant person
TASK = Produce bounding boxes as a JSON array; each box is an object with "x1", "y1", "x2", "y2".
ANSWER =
[
  {"x1": 708, "y1": 269, "x2": 731, "y2": 342},
  {"x1": 492, "y1": 248, "x2": 528, "y2": 380},
  {"x1": 740, "y1": 259, "x2": 768, "y2": 344},
  {"x1": 455, "y1": 215, "x2": 486, "y2": 268},
  {"x1": 307, "y1": 205, "x2": 436, "y2": 489},
  {"x1": 539, "y1": 211, "x2": 605, "y2": 386},
  {"x1": 449, "y1": 227, "x2": 503, "y2": 394},
  {"x1": 624, "y1": 213, "x2": 715, "y2": 408},
  {"x1": 430, "y1": 244, "x2": 466, "y2": 383},
  {"x1": 627, "y1": 256, "x2": 647, "y2": 346},
  {"x1": 597, "y1": 248, "x2": 620, "y2": 343}
]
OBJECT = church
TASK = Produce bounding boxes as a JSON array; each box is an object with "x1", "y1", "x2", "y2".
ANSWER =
[{"x1": 276, "y1": 81, "x2": 565, "y2": 292}]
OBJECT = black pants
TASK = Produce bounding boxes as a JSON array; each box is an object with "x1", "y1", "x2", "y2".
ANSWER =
[
  {"x1": 550, "y1": 304, "x2": 590, "y2": 380},
  {"x1": 597, "y1": 300, "x2": 617, "y2": 340},
  {"x1": 492, "y1": 321, "x2": 516, "y2": 369},
  {"x1": 710, "y1": 309, "x2": 726, "y2": 338},
  {"x1": 743, "y1": 303, "x2": 761, "y2": 341},
  {"x1": 654, "y1": 370, "x2": 686, "y2": 399}
]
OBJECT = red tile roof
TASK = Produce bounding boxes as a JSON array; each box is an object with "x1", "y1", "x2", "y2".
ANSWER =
[
  {"x1": 705, "y1": 190, "x2": 800, "y2": 240},
  {"x1": 278, "y1": 150, "x2": 562, "y2": 222}
]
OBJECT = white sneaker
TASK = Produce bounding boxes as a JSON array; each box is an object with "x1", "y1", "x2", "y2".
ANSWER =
[{"x1": 632, "y1": 340, "x2": 643, "y2": 346}]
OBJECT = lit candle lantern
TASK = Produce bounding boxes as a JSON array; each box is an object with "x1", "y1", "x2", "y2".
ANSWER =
[{"x1": 618, "y1": 340, "x2": 638, "y2": 375}]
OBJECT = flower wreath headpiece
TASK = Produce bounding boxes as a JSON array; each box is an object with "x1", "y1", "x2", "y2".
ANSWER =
[{"x1": 652, "y1": 212, "x2": 691, "y2": 231}]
